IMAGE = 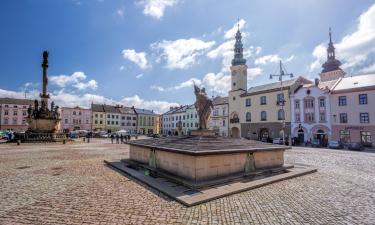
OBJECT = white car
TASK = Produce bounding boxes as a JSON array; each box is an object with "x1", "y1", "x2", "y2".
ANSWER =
[{"x1": 272, "y1": 138, "x2": 283, "y2": 144}]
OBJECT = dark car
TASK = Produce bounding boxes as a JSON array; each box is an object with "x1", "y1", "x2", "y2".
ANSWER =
[
  {"x1": 328, "y1": 140, "x2": 344, "y2": 149},
  {"x1": 347, "y1": 142, "x2": 364, "y2": 151},
  {"x1": 311, "y1": 139, "x2": 321, "y2": 147},
  {"x1": 152, "y1": 134, "x2": 160, "y2": 138}
]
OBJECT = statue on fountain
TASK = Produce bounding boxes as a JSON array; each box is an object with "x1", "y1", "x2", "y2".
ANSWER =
[{"x1": 193, "y1": 83, "x2": 213, "y2": 131}]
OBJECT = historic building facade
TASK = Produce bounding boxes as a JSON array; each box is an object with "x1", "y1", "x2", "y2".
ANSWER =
[
  {"x1": 135, "y1": 108, "x2": 159, "y2": 135},
  {"x1": 61, "y1": 106, "x2": 92, "y2": 133},
  {"x1": 209, "y1": 96, "x2": 229, "y2": 137},
  {"x1": 330, "y1": 74, "x2": 375, "y2": 146},
  {"x1": 119, "y1": 106, "x2": 137, "y2": 134},
  {"x1": 291, "y1": 30, "x2": 344, "y2": 146},
  {"x1": 91, "y1": 104, "x2": 106, "y2": 131},
  {"x1": 0, "y1": 98, "x2": 33, "y2": 131},
  {"x1": 161, "y1": 105, "x2": 199, "y2": 136}
]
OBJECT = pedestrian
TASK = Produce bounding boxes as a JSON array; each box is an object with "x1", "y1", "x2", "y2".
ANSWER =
[
  {"x1": 116, "y1": 134, "x2": 119, "y2": 144},
  {"x1": 111, "y1": 134, "x2": 114, "y2": 144},
  {"x1": 120, "y1": 134, "x2": 124, "y2": 144}
]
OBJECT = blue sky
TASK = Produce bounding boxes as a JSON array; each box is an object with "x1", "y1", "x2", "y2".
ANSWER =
[{"x1": 1, "y1": 0, "x2": 375, "y2": 113}]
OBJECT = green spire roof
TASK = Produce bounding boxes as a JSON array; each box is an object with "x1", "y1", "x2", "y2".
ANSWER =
[{"x1": 231, "y1": 27, "x2": 247, "y2": 66}]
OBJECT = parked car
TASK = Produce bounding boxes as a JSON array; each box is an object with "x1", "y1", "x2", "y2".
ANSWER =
[
  {"x1": 152, "y1": 134, "x2": 160, "y2": 138},
  {"x1": 272, "y1": 138, "x2": 284, "y2": 145},
  {"x1": 311, "y1": 139, "x2": 321, "y2": 147},
  {"x1": 328, "y1": 140, "x2": 344, "y2": 149},
  {"x1": 347, "y1": 142, "x2": 364, "y2": 151}
]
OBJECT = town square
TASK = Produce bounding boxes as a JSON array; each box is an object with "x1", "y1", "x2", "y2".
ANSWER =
[{"x1": 1, "y1": 0, "x2": 375, "y2": 224}]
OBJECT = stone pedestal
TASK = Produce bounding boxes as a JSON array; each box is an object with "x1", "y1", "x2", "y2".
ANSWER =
[{"x1": 190, "y1": 129, "x2": 216, "y2": 137}]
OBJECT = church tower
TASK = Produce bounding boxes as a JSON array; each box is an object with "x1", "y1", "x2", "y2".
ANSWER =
[
  {"x1": 230, "y1": 26, "x2": 248, "y2": 91},
  {"x1": 320, "y1": 28, "x2": 345, "y2": 82}
]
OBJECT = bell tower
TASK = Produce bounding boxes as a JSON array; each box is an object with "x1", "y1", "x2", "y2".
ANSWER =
[{"x1": 230, "y1": 25, "x2": 248, "y2": 91}]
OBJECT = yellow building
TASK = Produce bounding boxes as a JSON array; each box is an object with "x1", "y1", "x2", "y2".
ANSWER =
[
  {"x1": 135, "y1": 108, "x2": 159, "y2": 135},
  {"x1": 91, "y1": 104, "x2": 106, "y2": 131}
]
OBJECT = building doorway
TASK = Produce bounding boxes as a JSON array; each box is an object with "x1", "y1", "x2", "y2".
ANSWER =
[
  {"x1": 315, "y1": 129, "x2": 328, "y2": 147},
  {"x1": 259, "y1": 128, "x2": 269, "y2": 142},
  {"x1": 297, "y1": 129, "x2": 304, "y2": 144},
  {"x1": 231, "y1": 127, "x2": 240, "y2": 138}
]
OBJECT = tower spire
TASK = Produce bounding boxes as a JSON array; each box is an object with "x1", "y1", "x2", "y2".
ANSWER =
[
  {"x1": 321, "y1": 27, "x2": 342, "y2": 73},
  {"x1": 231, "y1": 20, "x2": 246, "y2": 66}
]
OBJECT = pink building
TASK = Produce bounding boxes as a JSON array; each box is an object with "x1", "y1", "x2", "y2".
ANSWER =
[
  {"x1": 330, "y1": 74, "x2": 375, "y2": 146},
  {"x1": 0, "y1": 98, "x2": 33, "y2": 132},
  {"x1": 61, "y1": 106, "x2": 92, "y2": 133}
]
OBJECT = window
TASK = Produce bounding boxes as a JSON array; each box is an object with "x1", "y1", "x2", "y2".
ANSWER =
[
  {"x1": 116, "y1": 121, "x2": 118, "y2": 125},
  {"x1": 295, "y1": 113, "x2": 300, "y2": 122},
  {"x1": 22, "y1": 111, "x2": 27, "y2": 116},
  {"x1": 295, "y1": 100, "x2": 300, "y2": 109},
  {"x1": 13, "y1": 110, "x2": 17, "y2": 116},
  {"x1": 191, "y1": 123, "x2": 193, "y2": 127},
  {"x1": 319, "y1": 98, "x2": 325, "y2": 107},
  {"x1": 183, "y1": 123, "x2": 185, "y2": 127},
  {"x1": 107, "y1": 121, "x2": 110, "y2": 125},
  {"x1": 360, "y1": 113, "x2": 369, "y2": 123},
  {"x1": 305, "y1": 113, "x2": 315, "y2": 122},
  {"x1": 277, "y1": 93, "x2": 284, "y2": 105},
  {"x1": 116, "y1": 115, "x2": 119, "y2": 119},
  {"x1": 78, "y1": 112, "x2": 82, "y2": 116},
  {"x1": 95, "y1": 120, "x2": 98, "y2": 124},
  {"x1": 360, "y1": 131, "x2": 372, "y2": 145},
  {"x1": 100, "y1": 121, "x2": 103, "y2": 124},
  {"x1": 4, "y1": 118, "x2": 8, "y2": 124},
  {"x1": 73, "y1": 111, "x2": 76, "y2": 115},
  {"x1": 22, "y1": 119, "x2": 26, "y2": 124},
  {"x1": 107, "y1": 114, "x2": 110, "y2": 118},
  {"x1": 359, "y1": 94, "x2": 367, "y2": 105},
  {"x1": 213, "y1": 109, "x2": 219, "y2": 116},
  {"x1": 246, "y1": 112, "x2": 251, "y2": 122},
  {"x1": 95, "y1": 114, "x2": 98, "y2": 118},
  {"x1": 100, "y1": 114, "x2": 103, "y2": 118},
  {"x1": 183, "y1": 115, "x2": 185, "y2": 120},
  {"x1": 339, "y1": 113, "x2": 348, "y2": 123},
  {"x1": 112, "y1": 115, "x2": 115, "y2": 119},
  {"x1": 261, "y1": 111, "x2": 267, "y2": 121},
  {"x1": 260, "y1": 96, "x2": 267, "y2": 105},
  {"x1": 339, "y1": 130, "x2": 350, "y2": 143},
  {"x1": 223, "y1": 119, "x2": 225, "y2": 126},
  {"x1": 195, "y1": 114, "x2": 197, "y2": 118},
  {"x1": 127, "y1": 116, "x2": 131, "y2": 120},
  {"x1": 121, "y1": 122, "x2": 125, "y2": 126},
  {"x1": 304, "y1": 98, "x2": 314, "y2": 109},
  {"x1": 13, "y1": 105, "x2": 17, "y2": 108},
  {"x1": 338, "y1": 96, "x2": 347, "y2": 106},
  {"x1": 4, "y1": 110, "x2": 8, "y2": 116},
  {"x1": 12, "y1": 118, "x2": 17, "y2": 125},
  {"x1": 4, "y1": 105, "x2": 8, "y2": 108},
  {"x1": 122, "y1": 116, "x2": 125, "y2": 120},
  {"x1": 195, "y1": 123, "x2": 198, "y2": 127},
  {"x1": 319, "y1": 113, "x2": 326, "y2": 122},
  {"x1": 111, "y1": 121, "x2": 114, "y2": 125},
  {"x1": 187, "y1": 123, "x2": 189, "y2": 127},
  {"x1": 65, "y1": 119, "x2": 69, "y2": 124},
  {"x1": 245, "y1": 98, "x2": 251, "y2": 107},
  {"x1": 278, "y1": 109, "x2": 285, "y2": 120},
  {"x1": 133, "y1": 117, "x2": 136, "y2": 120},
  {"x1": 86, "y1": 120, "x2": 89, "y2": 124}
]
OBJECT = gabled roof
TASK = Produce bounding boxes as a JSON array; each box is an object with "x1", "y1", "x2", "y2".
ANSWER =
[
  {"x1": 135, "y1": 108, "x2": 157, "y2": 115},
  {"x1": 0, "y1": 98, "x2": 34, "y2": 105},
  {"x1": 91, "y1": 104, "x2": 105, "y2": 112},
  {"x1": 118, "y1": 106, "x2": 136, "y2": 114},
  {"x1": 332, "y1": 74, "x2": 375, "y2": 92},
  {"x1": 103, "y1": 105, "x2": 121, "y2": 114},
  {"x1": 212, "y1": 96, "x2": 228, "y2": 105}
]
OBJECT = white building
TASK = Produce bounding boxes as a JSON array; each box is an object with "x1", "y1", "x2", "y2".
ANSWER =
[
  {"x1": 209, "y1": 96, "x2": 229, "y2": 137},
  {"x1": 161, "y1": 105, "x2": 199, "y2": 136},
  {"x1": 119, "y1": 106, "x2": 137, "y2": 134}
]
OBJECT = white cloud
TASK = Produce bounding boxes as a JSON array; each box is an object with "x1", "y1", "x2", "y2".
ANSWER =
[
  {"x1": 247, "y1": 67, "x2": 263, "y2": 80},
  {"x1": 254, "y1": 54, "x2": 281, "y2": 65},
  {"x1": 310, "y1": 3, "x2": 375, "y2": 73},
  {"x1": 50, "y1": 72, "x2": 98, "y2": 91},
  {"x1": 151, "y1": 38, "x2": 215, "y2": 69},
  {"x1": 137, "y1": 0, "x2": 177, "y2": 19},
  {"x1": 122, "y1": 49, "x2": 148, "y2": 69},
  {"x1": 224, "y1": 19, "x2": 246, "y2": 39},
  {"x1": 117, "y1": 8, "x2": 125, "y2": 18},
  {"x1": 151, "y1": 78, "x2": 201, "y2": 91},
  {"x1": 202, "y1": 72, "x2": 231, "y2": 95},
  {"x1": 119, "y1": 66, "x2": 125, "y2": 70},
  {"x1": 360, "y1": 63, "x2": 375, "y2": 73},
  {"x1": 119, "y1": 95, "x2": 178, "y2": 113},
  {"x1": 0, "y1": 88, "x2": 177, "y2": 114},
  {"x1": 135, "y1": 73, "x2": 143, "y2": 79}
]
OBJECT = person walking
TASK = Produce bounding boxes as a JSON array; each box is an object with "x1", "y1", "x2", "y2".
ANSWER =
[
  {"x1": 111, "y1": 134, "x2": 114, "y2": 144},
  {"x1": 120, "y1": 134, "x2": 124, "y2": 144},
  {"x1": 116, "y1": 134, "x2": 119, "y2": 144}
]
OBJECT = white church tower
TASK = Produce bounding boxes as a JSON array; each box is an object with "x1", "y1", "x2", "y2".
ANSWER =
[{"x1": 228, "y1": 25, "x2": 247, "y2": 138}]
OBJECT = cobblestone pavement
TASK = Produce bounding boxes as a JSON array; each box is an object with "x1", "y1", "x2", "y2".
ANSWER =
[{"x1": 0, "y1": 139, "x2": 374, "y2": 225}]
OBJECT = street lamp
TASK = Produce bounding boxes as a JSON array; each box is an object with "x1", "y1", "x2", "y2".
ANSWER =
[{"x1": 270, "y1": 60, "x2": 293, "y2": 145}]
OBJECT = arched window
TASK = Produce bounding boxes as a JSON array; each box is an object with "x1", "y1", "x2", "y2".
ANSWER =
[
  {"x1": 246, "y1": 112, "x2": 251, "y2": 122},
  {"x1": 261, "y1": 111, "x2": 267, "y2": 121},
  {"x1": 278, "y1": 109, "x2": 285, "y2": 120}
]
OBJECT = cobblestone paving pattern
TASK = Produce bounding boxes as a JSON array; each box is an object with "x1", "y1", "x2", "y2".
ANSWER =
[{"x1": 0, "y1": 139, "x2": 374, "y2": 225}]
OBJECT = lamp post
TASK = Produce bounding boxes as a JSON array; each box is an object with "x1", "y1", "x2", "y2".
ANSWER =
[{"x1": 270, "y1": 60, "x2": 293, "y2": 145}]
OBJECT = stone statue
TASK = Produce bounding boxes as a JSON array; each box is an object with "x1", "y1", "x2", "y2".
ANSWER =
[
  {"x1": 34, "y1": 99, "x2": 39, "y2": 110},
  {"x1": 194, "y1": 83, "x2": 213, "y2": 130},
  {"x1": 27, "y1": 104, "x2": 33, "y2": 118},
  {"x1": 51, "y1": 101, "x2": 55, "y2": 111}
]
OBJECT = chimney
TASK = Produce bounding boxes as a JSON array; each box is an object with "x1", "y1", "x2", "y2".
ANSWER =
[{"x1": 315, "y1": 78, "x2": 319, "y2": 86}]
